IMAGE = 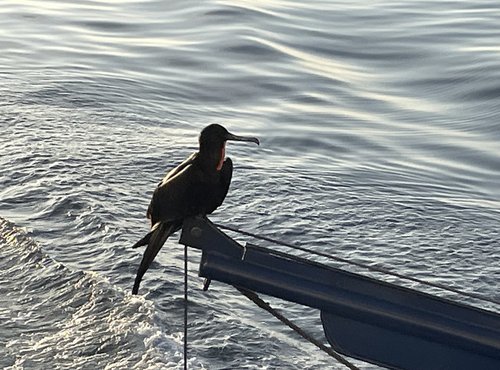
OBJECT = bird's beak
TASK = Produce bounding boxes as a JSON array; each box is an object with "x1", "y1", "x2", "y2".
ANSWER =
[{"x1": 225, "y1": 132, "x2": 260, "y2": 145}]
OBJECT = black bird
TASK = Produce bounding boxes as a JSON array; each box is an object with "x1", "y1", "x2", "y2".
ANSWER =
[{"x1": 131, "y1": 124, "x2": 259, "y2": 294}]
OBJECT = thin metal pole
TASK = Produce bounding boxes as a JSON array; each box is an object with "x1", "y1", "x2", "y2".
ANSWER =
[{"x1": 184, "y1": 245, "x2": 188, "y2": 370}]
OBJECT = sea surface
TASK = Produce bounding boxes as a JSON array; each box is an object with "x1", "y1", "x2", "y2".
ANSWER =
[{"x1": 1, "y1": 1, "x2": 499, "y2": 369}]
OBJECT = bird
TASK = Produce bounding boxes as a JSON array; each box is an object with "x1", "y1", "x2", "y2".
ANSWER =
[{"x1": 131, "y1": 124, "x2": 259, "y2": 294}]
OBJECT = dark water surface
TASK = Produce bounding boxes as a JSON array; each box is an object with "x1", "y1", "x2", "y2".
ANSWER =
[{"x1": 1, "y1": 1, "x2": 499, "y2": 369}]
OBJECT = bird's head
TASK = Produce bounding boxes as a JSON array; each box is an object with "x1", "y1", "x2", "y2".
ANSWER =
[{"x1": 199, "y1": 124, "x2": 259, "y2": 171}]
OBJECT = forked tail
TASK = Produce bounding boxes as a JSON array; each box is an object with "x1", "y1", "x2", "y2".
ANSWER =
[{"x1": 132, "y1": 221, "x2": 178, "y2": 294}]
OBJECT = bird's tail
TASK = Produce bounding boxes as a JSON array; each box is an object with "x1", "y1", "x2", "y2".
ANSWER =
[
  {"x1": 131, "y1": 230, "x2": 153, "y2": 249},
  {"x1": 132, "y1": 221, "x2": 178, "y2": 295}
]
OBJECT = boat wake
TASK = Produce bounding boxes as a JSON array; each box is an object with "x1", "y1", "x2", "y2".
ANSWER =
[{"x1": 0, "y1": 217, "x2": 204, "y2": 370}]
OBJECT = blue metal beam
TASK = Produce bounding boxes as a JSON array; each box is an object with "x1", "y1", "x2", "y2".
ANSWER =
[{"x1": 179, "y1": 217, "x2": 500, "y2": 370}]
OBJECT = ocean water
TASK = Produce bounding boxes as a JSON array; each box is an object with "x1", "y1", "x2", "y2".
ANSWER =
[{"x1": 1, "y1": 0, "x2": 499, "y2": 369}]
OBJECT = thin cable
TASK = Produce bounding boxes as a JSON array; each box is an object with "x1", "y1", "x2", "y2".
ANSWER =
[
  {"x1": 237, "y1": 287, "x2": 360, "y2": 370},
  {"x1": 215, "y1": 223, "x2": 500, "y2": 307},
  {"x1": 184, "y1": 244, "x2": 188, "y2": 370}
]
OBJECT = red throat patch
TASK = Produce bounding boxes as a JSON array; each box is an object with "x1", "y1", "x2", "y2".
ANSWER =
[{"x1": 216, "y1": 143, "x2": 226, "y2": 171}]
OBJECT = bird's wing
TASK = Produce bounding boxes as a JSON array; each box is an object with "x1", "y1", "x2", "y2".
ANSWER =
[
  {"x1": 161, "y1": 152, "x2": 198, "y2": 184},
  {"x1": 219, "y1": 157, "x2": 233, "y2": 202},
  {"x1": 206, "y1": 157, "x2": 233, "y2": 214},
  {"x1": 147, "y1": 152, "x2": 198, "y2": 222},
  {"x1": 147, "y1": 162, "x2": 204, "y2": 224}
]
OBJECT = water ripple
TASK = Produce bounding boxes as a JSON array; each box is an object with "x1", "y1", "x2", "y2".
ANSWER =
[{"x1": 1, "y1": 0, "x2": 500, "y2": 368}]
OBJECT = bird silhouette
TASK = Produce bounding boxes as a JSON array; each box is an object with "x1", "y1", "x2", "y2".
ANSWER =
[{"x1": 131, "y1": 124, "x2": 259, "y2": 294}]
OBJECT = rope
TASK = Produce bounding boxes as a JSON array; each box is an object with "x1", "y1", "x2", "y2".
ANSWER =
[
  {"x1": 215, "y1": 223, "x2": 500, "y2": 307},
  {"x1": 236, "y1": 287, "x2": 360, "y2": 370},
  {"x1": 184, "y1": 245, "x2": 188, "y2": 370}
]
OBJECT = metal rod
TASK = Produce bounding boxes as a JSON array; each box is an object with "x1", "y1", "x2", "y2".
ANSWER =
[{"x1": 184, "y1": 244, "x2": 188, "y2": 370}]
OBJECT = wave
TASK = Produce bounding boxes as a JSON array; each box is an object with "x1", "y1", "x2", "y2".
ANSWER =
[{"x1": 0, "y1": 217, "x2": 202, "y2": 370}]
